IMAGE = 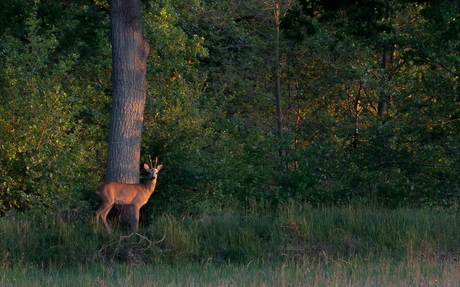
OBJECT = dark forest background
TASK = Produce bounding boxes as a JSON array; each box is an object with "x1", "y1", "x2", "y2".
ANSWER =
[{"x1": 1, "y1": 0, "x2": 459, "y2": 216}]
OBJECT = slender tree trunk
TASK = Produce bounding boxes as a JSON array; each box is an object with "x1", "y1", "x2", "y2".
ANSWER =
[
  {"x1": 105, "y1": 0, "x2": 149, "y2": 228},
  {"x1": 274, "y1": 3, "x2": 285, "y2": 165},
  {"x1": 378, "y1": 2, "x2": 391, "y2": 122},
  {"x1": 378, "y1": 49, "x2": 389, "y2": 121},
  {"x1": 352, "y1": 83, "x2": 362, "y2": 149},
  {"x1": 274, "y1": 4, "x2": 283, "y2": 139}
]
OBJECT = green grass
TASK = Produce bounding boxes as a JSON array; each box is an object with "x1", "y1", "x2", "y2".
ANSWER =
[
  {"x1": 1, "y1": 203, "x2": 460, "y2": 286},
  {"x1": 1, "y1": 259, "x2": 459, "y2": 286}
]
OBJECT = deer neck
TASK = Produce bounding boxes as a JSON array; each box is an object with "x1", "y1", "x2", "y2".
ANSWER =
[{"x1": 145, "y1": 177, "x2": 157, "y2": 194}]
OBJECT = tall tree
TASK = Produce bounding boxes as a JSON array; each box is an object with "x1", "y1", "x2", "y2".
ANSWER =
[
  {"x1": 104, "y1": 0, "x2": 149, "y2": 226},
  {"x1": 106, "y1": 0, "x2": 149, "y2": 184}
]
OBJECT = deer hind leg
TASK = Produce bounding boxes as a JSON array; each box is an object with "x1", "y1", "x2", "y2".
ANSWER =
[
  {"x1": 95, "y1": 202, "x2": 114, "y2": 233},
  {"x1": 133, "y1": 205, "x2": 141, "y2": 232}
]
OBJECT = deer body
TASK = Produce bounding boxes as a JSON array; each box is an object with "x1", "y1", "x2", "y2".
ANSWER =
[{"x1": 95, "y1": 163, "x2": 162, "y2": 233}]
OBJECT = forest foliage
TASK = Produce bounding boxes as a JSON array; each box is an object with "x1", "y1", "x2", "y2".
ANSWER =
[{"x1": 0, "y1": 0, "x2": 459, "y2": 215}]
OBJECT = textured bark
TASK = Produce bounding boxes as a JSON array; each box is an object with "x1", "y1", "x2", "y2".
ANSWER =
[
  {"x1": 378, "y1": 49, "x2": 389, "y2": 122},
  {"x1": 106, "y1": 0, "x2": 149, "y2": 184},
  {"x1": 105, "y1": 0, "x2": 149, "y2": 228},
  {"x1": 274, "y1": 4, "x2": 282, "y2": 139},
  {"x1": 274, "y1": 4, "x2": 284, "y2": 165},
  {"x1": 377, "y1": 2, "x2": 391, "y2": 122}
]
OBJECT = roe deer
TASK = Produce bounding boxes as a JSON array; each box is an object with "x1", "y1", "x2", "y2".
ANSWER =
[{"x1": 95, "y1": 160, "x2": 162, "y2": 233}]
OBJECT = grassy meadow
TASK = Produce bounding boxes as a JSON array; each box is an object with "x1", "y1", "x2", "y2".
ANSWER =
[{"x1": 1, "y1": 203, "x2": 460, "y2": 286}]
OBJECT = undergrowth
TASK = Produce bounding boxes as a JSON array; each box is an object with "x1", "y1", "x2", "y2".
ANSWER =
[{"x1": 1, "y1": 203, "x2": 459, "y2": 269}]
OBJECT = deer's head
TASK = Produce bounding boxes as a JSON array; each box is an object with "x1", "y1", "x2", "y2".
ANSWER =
[{"x1": 143, "y1": 163, "x2": 162, "y2": 180}]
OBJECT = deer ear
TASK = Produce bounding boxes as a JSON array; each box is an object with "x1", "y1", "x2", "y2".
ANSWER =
[
  {"x1": 143, "y1": 163, "x2": 150, "y2": 170},
  {"x1": 156, "y1": 165, "x2": 163, "y2": 171}
]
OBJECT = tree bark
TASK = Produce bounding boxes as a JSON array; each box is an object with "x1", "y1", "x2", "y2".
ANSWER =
[
  {"x1": 106, "y1": 0, "x2": 149, "y2": 184},
  {"x1": 274, "y1": 4, "x2": 283, "y2": 139},
  {"x1": 378, "y1": 49, "x2": 389, "y2": 122},
  {"x1": 274, "y1": 3, "x2": 284, "y2": 164},
  {"x1": 377, "y1": 2, "x2": 391, "y2": 122},
  {"x1": 105, "y1": 0, "x2": 149, "y2": 228}
]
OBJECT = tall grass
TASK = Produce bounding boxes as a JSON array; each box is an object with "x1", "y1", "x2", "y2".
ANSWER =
[
  {"x1": 1, "y1": 203, "x2": 459, "y2": 285},
  {"x1": 276, "y1": 203, "x2": 460, "y2": 264},
  {"x1": 1, "y1": 258, "x2": 460, "y2": 286}
]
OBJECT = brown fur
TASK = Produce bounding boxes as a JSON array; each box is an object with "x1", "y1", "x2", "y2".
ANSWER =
[{"x1": 95, "y1": 164, "x2": 162, "y2": 233}]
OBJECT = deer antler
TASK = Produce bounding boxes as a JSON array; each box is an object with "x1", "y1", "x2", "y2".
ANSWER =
[
  {"x1": 154, "y1": 157, "x2": 158, "y2": 168},
  {"x1": 149, "y1": 155, "x2": 153, "y2": 168}
]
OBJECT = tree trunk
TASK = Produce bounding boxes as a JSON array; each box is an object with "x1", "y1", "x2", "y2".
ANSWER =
[
  {"x1": 106, "y1": 0, "x2": 149, "y2": 183},
  {"x1": 378, "y1": 49, "x2": 389, "y2": 121},
  {"x1": 106, "y1": 0, "x2": 149, "y2": 227},
  {"x1": 274, "y1": 4, "x2": 282, "y2": 139},
  {"x1": 378, "y1": 2, "x2": 391, "y2": 122},
  {"x1": 274, "y1": 4, "x2": 284, "y2": 162}
]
